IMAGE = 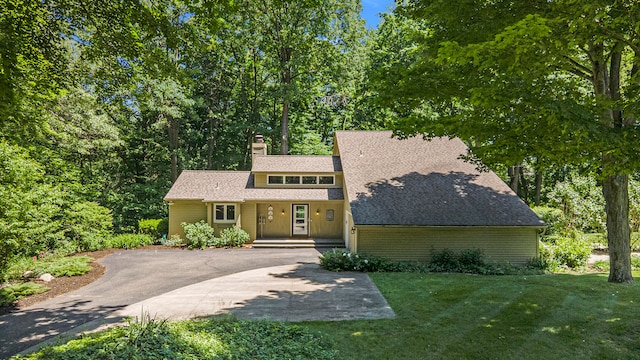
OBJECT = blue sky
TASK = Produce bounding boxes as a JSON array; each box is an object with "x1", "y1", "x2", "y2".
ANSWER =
[{"x1": 361, "y1": 0, "x2": 395, "y2": 29}]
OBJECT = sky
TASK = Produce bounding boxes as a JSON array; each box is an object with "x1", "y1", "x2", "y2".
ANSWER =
[{"x1": 360, "y1": 0, "x2": 395, "y2": 29}]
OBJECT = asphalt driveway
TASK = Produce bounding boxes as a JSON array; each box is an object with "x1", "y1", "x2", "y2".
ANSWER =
[{"x1": 0, "y1": 248, "x2": 393, "y2": 358}]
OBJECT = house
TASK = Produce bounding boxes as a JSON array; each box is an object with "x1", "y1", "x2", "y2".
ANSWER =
[{"x1": 164, "y1": 131, "x2": 545, "y2": 264}]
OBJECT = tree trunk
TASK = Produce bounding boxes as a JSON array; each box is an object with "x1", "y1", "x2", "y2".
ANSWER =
[
  {"x1": 280, "y1": 100, "x2": 289, "y2": 154},
  {"x1": 508, "y1": 163, "x2": 520, "y2": 194},
  {"x1": 279, "y1": 47, "x2": 292, "y2": 155},
  {"x1": 167, "y1": 115, "x2": 179, "y2": 183},
  {"x1": 603, "y1": 174, "x2": 633, "y2": 283},
  {"x1": 534, "y1": 171, "x2": 543, "y2": 206},
  {"x1": 591, "y1": 42, "x2": 633, "y2": 283}
]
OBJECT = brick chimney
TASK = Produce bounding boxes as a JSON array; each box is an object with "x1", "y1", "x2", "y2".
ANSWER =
[{"x1": 251, "y1": 135, "x2": 267, "y2": 162}]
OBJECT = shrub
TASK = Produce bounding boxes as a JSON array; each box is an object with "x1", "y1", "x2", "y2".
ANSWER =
[
  {"x1": 428, "y1": 248, "x2": 459, "y2": 272},
  {"x1": 2, "y1": 255, "x2": 92, "y2": 282},
  {"x1": 106, "y1": 234, "x2": 155, "y2": 249},
  {"x1": 63, "y1": 201, "x2": 113, "y2": 252},
  {"x1": 181, "y1": 221, "x2": 217, "y2": 249},
  {"x1": 218, "y1": 226, "x2": 249, "y2": 247},
  {"x1": 319, "y1": 249, "x2": 396, "y2": 272},
  {"x1": 532, "y1": 206, "x2": 568, "y2": 236},
  {"x1": 0, "y1": 282, "x2": 49, "y2": 306},
  {"x1": 165, "y1": 234, "x2": 183, "y2": 247},
  {"x1": 548, "y1": 175, "x2": 605, "y2": 233},
  {"x1": 548, "y1": 236, "x2": 592, "y2": 269},
  {"x1": 138, "y1": 219, "x2": 168, "y2": 239},
  {"x1": 319, "y1": 249, "x2": 538, "y2": 275},
  {"x1": 428, "y1": 248, "x2": 515, "y2": 275},
  {"x1": 138, "y1": 219, "x2": 162, "y2": 236}
]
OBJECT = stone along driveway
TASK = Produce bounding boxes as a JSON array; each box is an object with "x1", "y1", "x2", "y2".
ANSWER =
[{"x1": 0, "y1": 248, "x2": 394, "y2": 358}]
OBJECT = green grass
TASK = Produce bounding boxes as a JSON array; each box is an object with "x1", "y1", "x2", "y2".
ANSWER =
[
  {"x1": 304, "y1": 272, "x2": 640, "y2": 359},
  {"x1": 0, "y1": 282, "x2": 49, "y2": 306},
  {"x1": 12, "y1": 272, "x2": 640, "y2": 359}
]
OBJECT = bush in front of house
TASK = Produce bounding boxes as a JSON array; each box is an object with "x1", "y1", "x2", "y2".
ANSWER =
[
  {"x1": 106, "y1": 234, "x2": 155, "y2": 249},
  {"x1": 320, "y1": 248, "x2": 540, "y2": 275},
  {"x1": 181, "y1": 221, "x2": 217, "y2": 249},
  {"x1": 218, "y1": 226, "x2": 249, "y2": 247},
  {"x1": 138, "y1": 218, "x2": 168, "y2": 239}
]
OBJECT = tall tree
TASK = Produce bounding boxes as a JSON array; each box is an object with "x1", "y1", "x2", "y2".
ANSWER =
[{"x1": 373, "y1": 1, "x2": 640, "y2": 283}]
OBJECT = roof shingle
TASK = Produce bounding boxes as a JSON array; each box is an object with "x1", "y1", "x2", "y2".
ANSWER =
[
  {"x1": 335, "y1": 131, "x2": 544, "y2": 227},
  {"x1": 252, "y1": 155, "x2": 342, "y2": 173},
  {"x1": 164, "y1": 171, "x2": 343, "y2": 202}
]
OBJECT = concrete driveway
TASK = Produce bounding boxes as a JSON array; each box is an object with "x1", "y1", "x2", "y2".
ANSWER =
[{"x1": 0, "y1": 248, "x2": 394, "y2": 358}]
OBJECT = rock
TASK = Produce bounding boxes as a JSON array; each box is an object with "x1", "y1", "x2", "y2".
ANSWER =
[
  {"x1": 39, "y1": 273, "x2": 55, "y2": 282},
  {"x1": 22, "y1": 270, "x2": 34, "y2": 279}
]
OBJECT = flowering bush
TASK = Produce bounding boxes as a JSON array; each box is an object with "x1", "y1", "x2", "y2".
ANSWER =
[
  {"x1": 319, "y1": 249, "x2": 398, "y2": 272},
  {"x1": 218, "y1": 226, "x2": 249, "y2": 247},
  {"x1": 181, "y1": 221, "x2": 217, "y2": 249}
]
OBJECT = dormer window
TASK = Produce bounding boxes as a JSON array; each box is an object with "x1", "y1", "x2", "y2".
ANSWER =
[{"x1": 267, "y1": 174, "x2": 334, "y2": 186}]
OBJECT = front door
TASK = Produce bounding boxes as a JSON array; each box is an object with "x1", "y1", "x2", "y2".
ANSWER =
[{"x1": 292, "y1": 204, "x2": 308, "y2": 236}]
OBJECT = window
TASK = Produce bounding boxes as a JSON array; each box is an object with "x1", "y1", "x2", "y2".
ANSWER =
[
  {"x1": 319, "y1": 176, "x2": 334, "y2": 185},
  {"x1": 266, "y1": 174, "x2": 335, "y2": 186},
  {"x1": 285, "y1": 175, "x2": 300, "y2": 184},
  {"x1": 302, "y1": 176, "x2": 317, "y2": 184},
  {"x1": 215, "y1": 204, "x2": 236, "y2": 223}
]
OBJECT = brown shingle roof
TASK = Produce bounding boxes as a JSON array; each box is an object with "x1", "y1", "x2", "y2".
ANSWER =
[
  {"x1": 252, "y1": 155, "x2": 342, "y2": 173},
  {"x1": 164, "y1": 171, "x2": 343, "y2": 202},
  {"x1": 335, "y1": 131, "x2": 544, "y2": 227},
  {"x1": 164, "y1": 171, "x2": 251, "y2": 202}
]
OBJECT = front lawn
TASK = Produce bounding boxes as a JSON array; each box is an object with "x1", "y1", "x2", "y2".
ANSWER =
[
  {"x1": 305, "y1": 271, "x2": 640, "y2": 359},
  {"x1": 14, "y1": 271, "x2": 640, "y2": 359}
]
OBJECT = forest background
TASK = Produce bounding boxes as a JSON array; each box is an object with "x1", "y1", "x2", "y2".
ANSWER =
[{"x1": 1, "y1": 0, "x2": 639, "y2": 282}]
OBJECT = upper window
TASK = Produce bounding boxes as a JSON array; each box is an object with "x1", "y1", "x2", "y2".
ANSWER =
[
  {"x1": 215, "y1": 204, "x2": 236, "y2": 223},
  {"x1": 285, "y1": 175, "x2": 300, "y2": 184},
  {"x1": 266, "y1": 175, "x2": 334, "y2": 186}
]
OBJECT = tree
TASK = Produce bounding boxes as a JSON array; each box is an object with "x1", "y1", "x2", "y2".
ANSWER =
[{"x1": 373, "y1": 1, "x2": 640, "y2": 282}]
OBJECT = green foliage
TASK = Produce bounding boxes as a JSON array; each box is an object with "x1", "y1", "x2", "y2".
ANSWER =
[
  {"x1": 592, "y1": 256, "x2": 640, "y2": 273},
  {"x1": 548, "y1": 176, "x2": 605, "y2": 233},
  {"x1": 2, "y1": 255, "x2": 92, "y2": 282},
  {"x1": 543, "y1": 236, "x2": 592, "y2": 269},
  {"x1": 106, "y1": 234, "x2": 155, "y2": 249},
  {"x1": 181, "y1": 221, "x2": 217, "y2": 249},
  {"x1": 63, "y1": 201, "x2": 113, "y2": 252},
  {"x1": 0, "y1": 282, "x2": 49, "y2": 307},
  {"x1": 218, "y1": 226, "x2": 249, "y2": 247},
  {"x1": 319, "y1": 249, "x2": 538, "y2": 275},
  {"x1": 165, "y1": 234, "x2": 183, "y2": 247},
  {"x1": 319, "y1": 249, "x2": 400, "y2": 272},
  {"x1": 35, "y1": 256, "x2": 92, "y2": 277},
  {"x1": 17, "y1": 316, "x2": 337, "y2": 359},
  {"x1": 137, "y1": 218, "x2": 168, "y2": 238},
  {"x1": 532, "y1": 206, "x2": 568, "y2": 236}
]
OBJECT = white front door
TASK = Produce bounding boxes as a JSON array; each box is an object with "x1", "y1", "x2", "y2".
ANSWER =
[{"x1": 292, "y1": 204, "x2": 308, "y2": 236}]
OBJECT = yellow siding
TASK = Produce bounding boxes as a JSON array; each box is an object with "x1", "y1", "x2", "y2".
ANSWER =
[
  {"x1": 357, "y1": 227, "x2": 538, "y2": 265},
  {"x1": 240, "y1": 203, "x2": 257, "y2": 242},
  {"x1": 168, "y1": 201, "x2": 207, "y2": 239},
  {"x1": 256, "y1": 202, "x2": 291, "y2": 237},
  {"x1": 253, "y1": 201, "x2": 343, "y2": 238},
  {"x1": 309, "y1": 202, "x2": 343, "y2": 238},
  {"x1": 253, "y1": 173, "x2": 343, "y2": 188}
]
